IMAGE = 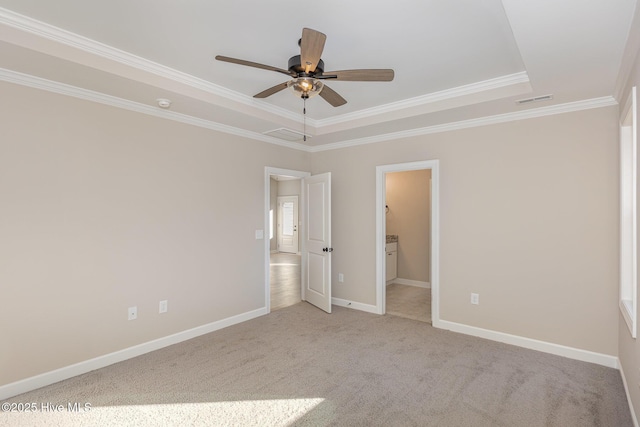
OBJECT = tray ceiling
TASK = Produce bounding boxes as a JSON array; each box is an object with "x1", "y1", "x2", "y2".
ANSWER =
[{"x1": 0, "y1": 0, "x2": 636, "y2": 150}]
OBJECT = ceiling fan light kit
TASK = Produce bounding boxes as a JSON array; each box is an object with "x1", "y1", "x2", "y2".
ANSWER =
[
  {"x1": 215, "y1": 28, "x2": 394, "y2": 107},
  {"x1": 287, "y1": 77, "x2": 324, "y2": 98}
]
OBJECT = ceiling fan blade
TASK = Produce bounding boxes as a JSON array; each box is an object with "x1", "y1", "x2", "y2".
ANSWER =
[
  {"x1": 300, "y1": 28, "x2": 327, "y2": 74},
  {"x1": 215, "y1": 55, "x2": 294, "y2": 76},
  {"x1": 323, "y1": 69, "x2": 395, "y2": 81},
  {"x1": 319, "y1": 84, "x2": 347, "y2": 107},
  {"x1": 254, "y1": 82, "x2": 289, "y2": 98}
]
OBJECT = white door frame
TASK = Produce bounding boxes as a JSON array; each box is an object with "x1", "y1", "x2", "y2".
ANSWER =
[
  {"x1": 264, "y1": 167, "x2": 310, "y2": 312},
  {"x1": 376, "y1": 160, "x2": 440, "y2": 327}
]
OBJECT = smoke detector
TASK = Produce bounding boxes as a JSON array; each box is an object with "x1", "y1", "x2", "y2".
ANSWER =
[{"x1": 156, "y1": 98, "x2": 172, "y2": 109}]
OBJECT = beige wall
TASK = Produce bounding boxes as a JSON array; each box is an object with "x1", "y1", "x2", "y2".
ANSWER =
[
  {"x1": 0, "y1": 81, "x2": 309, "y2": 386},
  {"x1": 0, "y1": 71, "x2": 625, "y2": 393},
  {"x1": 618, "y1": 25, "x2": 640, "y2": 423},
  {"x1": 386, "y1": 170, "x2": 431, "y2": 283},
  {"x1": 312, "y1": 107, "x2": 619, "y2": 356},
  {"x1": 277, "y1": 179, "x2": 301, "y2": 197}
]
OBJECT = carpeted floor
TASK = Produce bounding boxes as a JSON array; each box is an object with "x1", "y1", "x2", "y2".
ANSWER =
[{"x1": 1, "y1": 303, "x2": 633, "y2": 426}]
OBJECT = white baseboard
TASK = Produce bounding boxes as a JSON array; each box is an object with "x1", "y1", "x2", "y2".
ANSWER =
[
  {"x1": 437, "y1": 319, "x2": 619, "y2": 369},
  {"x1": 0, "y1": 307, "x2": 268, "y2": 400},
  {"x1": 393, "y1": 278, "x2": 431, "y2": 289},
  {"x1": 332, "y1": 297, "x2": 378, "y2": 314},
  {"x1": 620, "y1": 361, "x2": 640, "y2": 427}
]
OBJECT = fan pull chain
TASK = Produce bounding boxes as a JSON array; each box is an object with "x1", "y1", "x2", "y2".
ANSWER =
[{"x1": 303, "y1": 97, "x2": 307, "y2": 142}]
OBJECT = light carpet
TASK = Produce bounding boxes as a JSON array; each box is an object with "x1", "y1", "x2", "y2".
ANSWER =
[{"x1": 1, "y1": 303, "x2": 632, "y2": 426}]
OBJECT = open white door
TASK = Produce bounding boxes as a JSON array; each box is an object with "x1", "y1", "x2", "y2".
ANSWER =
[{"x1": 303, "y1": 173, "x2": 332, "y2": 313}]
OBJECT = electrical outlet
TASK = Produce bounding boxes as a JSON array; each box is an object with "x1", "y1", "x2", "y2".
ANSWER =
[
  {"x1": 338, "y1": 273, "x2": 344, "y2": 283},
  {"x1": 471, "y1": 293, "x2": 479, "y2": 305},
  {"x1": 159, "y1": 300, "x2": 168, "y2": 314},
  {"x1": 128, "y1": 306, "x2": 137, "y2": 320}
]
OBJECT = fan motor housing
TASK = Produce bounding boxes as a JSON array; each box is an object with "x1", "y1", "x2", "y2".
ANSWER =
[{"x1": 288, "y1": 55, "x2": 324, "y2": 75}]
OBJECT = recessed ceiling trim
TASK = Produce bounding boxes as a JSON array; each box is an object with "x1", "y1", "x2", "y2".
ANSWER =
[
  {"x1": 0, "y1": 7, "x2": 303, "y2": 124},
  {"x1": 312, "y1": 73, "x2": 532, "y2": 135},
  {"x1": 0, "y1": 67, "x2": 616, "y2": 155},
  {"x1": 0, "y1": 67, "x2": 309, "y2": 152},
  {"x1": 315, "y1": 71, "x2": 530, "y2": 128},
  {"x1": 308, "y1": 96, "x2": 618, "y2": 153},
  {"x1": 0, "y1": 7, "x2": 534, "y2": 134}
]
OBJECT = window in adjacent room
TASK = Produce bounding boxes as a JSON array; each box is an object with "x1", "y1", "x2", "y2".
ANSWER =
[
  {"x1": 270, "y1": 209, "x2": 274, "y2": 240},
  {"x1": 620, "y1": 86, "x2": 637, "y2": 338}
]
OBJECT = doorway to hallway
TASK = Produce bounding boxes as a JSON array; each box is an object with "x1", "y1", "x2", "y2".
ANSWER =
[
  {"x1": 268, "y1": 173, "x2": 304, "y2": 312},
  {"x1": 265, "y1": 167, "x2": 333, "y2": 314}
]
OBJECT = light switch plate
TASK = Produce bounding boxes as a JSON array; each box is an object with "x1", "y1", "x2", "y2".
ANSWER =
[
  {"x1": 159, "y1": 300, "x2": 168, "y2": 313},
  {"x1": 471, "y1": 293, "x2": 479, "y2": 305}
]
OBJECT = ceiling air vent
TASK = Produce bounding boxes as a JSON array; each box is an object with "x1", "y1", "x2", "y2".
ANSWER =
[
  {"x1": 516, "y1": 94, "x2": 553, "y2": 105},
  {"x1": 263, "y1": 128, "x2": 310, "y2": 142}
]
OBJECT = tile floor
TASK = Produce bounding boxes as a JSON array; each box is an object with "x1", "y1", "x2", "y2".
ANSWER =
[{"x1": 386, "y1": 283, "x2": 431, "y2": 323}]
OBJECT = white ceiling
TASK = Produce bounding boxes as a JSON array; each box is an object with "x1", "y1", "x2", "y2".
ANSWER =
[{"x1": 0, "y1": 0, "x2": 637, "y2": 150}]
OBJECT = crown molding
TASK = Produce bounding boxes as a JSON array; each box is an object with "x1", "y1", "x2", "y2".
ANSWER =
[
  {"x1": 1, "y1": 67, "x2": 616, "y2": 155},
  {"x1": 0, "y1": 68, "x2": 311, "y2": 152},
  {"x1": 314, "y1": 71, "x2": 530, "y2": 129},
  {"x1": 0, "y1": 7, "x2": 534, "y2": 133},
  {"x1": 308, "y1": 96, "x2": 618, "y2": 152},
  {"x1": 0, "y1": 7, "x2": 303, "y2": 125}
]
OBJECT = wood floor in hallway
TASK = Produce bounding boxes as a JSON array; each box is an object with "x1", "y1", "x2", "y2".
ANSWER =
[{"x1": 270, "y1": 252, "x2": 301, "y2": 311}]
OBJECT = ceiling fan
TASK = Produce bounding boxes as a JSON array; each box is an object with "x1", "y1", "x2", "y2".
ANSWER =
[{"x1": 215, "y1": 28, "x2": 394, "y2": 107}]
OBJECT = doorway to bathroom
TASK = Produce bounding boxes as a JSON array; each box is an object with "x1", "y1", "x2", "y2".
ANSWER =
[
  {"x1": 385, "y1": 169, "x2": 432, "y2": 323},
  {"x1": 376, "y1": 160, "x2": 440, "y2": 326}
]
